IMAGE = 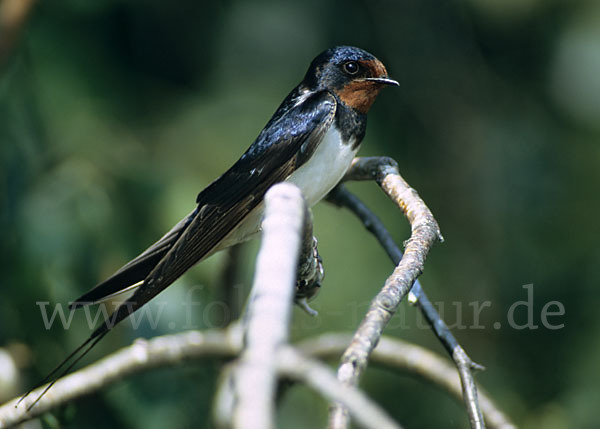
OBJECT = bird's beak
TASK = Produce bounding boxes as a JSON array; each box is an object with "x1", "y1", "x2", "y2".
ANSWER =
[{"x1": 363, "y1": 77, "x2": 399, "y2": 86}]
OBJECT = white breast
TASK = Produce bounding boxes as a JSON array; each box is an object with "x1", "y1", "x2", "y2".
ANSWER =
[
  {"x1": 286, "y1": 126, "x2": 358, "y2": 207},
  {"x1": 217, "y1": 126, "x2": 358, "y2": 250},
  {"x1": 109, "y1": 126, "x2": 359, "y2": 303}
]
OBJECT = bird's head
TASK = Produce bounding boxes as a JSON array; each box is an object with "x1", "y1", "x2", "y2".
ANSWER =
[{"x1": 302, "y1": 46, "x2": 398, "y2": 114}]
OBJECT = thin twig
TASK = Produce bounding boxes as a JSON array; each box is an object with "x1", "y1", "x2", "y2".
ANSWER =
[
  {"x1": 413, "y1": 280, "x2": 486, "y2": 428},
  {"x1": 298, "y1": 334, "x2": 516, "y2": 429},
  {"x1": 326, "y1": 157, "x2": 442, "y2": 428},
  {"x1": 233, "y1": 183, "x2": 307, "y2": 429},
  {"x1": 329, "y1": 185, "x2": 487, "y2": 428}
]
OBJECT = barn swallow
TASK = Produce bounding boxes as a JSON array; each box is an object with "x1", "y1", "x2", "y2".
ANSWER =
[{"x1": 22, "y1": 45, "x2": 397, "y2": 407}]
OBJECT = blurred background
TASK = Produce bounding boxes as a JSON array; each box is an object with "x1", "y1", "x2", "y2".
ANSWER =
[{"x1": 1, "y1": 0, "x2": 598, "y2": 427}]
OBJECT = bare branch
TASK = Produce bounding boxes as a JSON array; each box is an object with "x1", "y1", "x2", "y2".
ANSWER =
[
  {"x1": 233, "y1": 183, "x2": 307, "y2": 429},
  {"x1": 276, "y1": 346, "x2": 401, "y2": 429},
  {"x1": 342, "y1": 156, "x2": 443, "y2": 245},
  {"x1": 1, "y1": 329, "x2": 411, "y2": 429},
  {"x1": 1, "y1": 331, "x2": 512, "y2": 429},
  {"x1": 2, "y1": 161, "x2": 497, "y2": 429},
  {"x1": 329, "y1": 185, "x2": 487, "y2": 428},
  {"x1": 453, "y1": 346, "x2": 486, "y2": 429},
  {"x1": 213, "y1": 360, "x2": 238, "y2": 429},
  {"x1": 299, "y1": 334, "x2": 516, "y2": 429},
  {"x1": 0, "y1": 330, "x2": 240, "y2": 428},
  {"x1": 326, "y1": 156, "x2": 442, "y2": 428}
]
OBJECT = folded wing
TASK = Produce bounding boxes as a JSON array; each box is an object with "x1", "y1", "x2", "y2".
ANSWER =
[{"x1": 80, "y1": 89, "x2": 337, "y2": 338}]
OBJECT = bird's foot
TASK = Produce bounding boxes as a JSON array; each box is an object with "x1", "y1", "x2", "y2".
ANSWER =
[{"x1": 294, "y1": 237, "x2": 324, "y2": 315}]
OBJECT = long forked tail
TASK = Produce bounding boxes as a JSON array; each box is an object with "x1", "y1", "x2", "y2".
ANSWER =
[
  {"x1": 17, "y1": 326, "x2": 109, "y2": 411},
  {"x1": 18, "y1": 203, "x2": 203, "y2": 410},
  {"x1": 18, "y1": 290, "x2": 149, "y2": 410}
]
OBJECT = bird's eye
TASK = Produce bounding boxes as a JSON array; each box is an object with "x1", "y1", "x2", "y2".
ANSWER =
[{"x1": 343, "y1": 61, "x2": 359, "y2": 75}]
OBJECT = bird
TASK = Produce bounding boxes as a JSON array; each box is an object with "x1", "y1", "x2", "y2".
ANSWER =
[{"x1": 21, "y1": 45, "x2": 397, "y2": 407}]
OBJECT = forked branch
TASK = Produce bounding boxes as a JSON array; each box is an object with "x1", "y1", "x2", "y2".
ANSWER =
[
  {"x1": 1, "y1": 159, "x2": 507, "y2": 429},
  {"x1": 232, "y1": 183, "x2": 399, "y2": 429},
  {"x1": 329, "y1": 184, "x2": 488, "y2": 428},
  {"x1": 326, "y1": 156, "x2": 443, "y2": 428}
]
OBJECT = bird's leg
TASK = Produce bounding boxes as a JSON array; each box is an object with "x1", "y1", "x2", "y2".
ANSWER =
[
  {"x1": 294, "y1": 208, "x2": 323, "y2": 316},
  {"x1": 295, "y1": 236, "x2": 323, "y2": 315}
]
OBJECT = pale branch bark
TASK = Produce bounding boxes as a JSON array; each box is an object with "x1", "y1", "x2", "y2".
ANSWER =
[
  {"x1": 298, "y1": 334, "x2": 516, "y2": 429},
  {"x1": 214, "y1": 226, "x2": 326, "y2": 428},
  {"x1": 329, "y1": 185, "x2": 487, "y2": 429},
  {"x1": 217, "y1": 343, "x2": 402, "y2": 429},
  {"x1": 213, "y1": 360, "x2": 238, "y2": 428},
  {"x1": 276, "y1": 346, "x2": 401, "y2": 429},
  {"x1": 1, "y1": 329, "x2": 411, "y2": 429},
  {"x1": 326, "y1": 156, "x2": 443, "y2": 428},
  {"x1": 1, "y1": 331, "x2": 512, "y2": 428},
  {"x1": 233, "y1": 183, "x2": 307, "y2": 429},
  {"x1": 2, "y1": 158, "x2": 498, "y2": 429},
  {"x1": 0, "y1": 330, "x2": 240, "y2": 428}
]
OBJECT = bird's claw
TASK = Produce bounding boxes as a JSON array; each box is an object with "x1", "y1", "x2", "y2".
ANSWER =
[{"x1": 295, "y1": 237, "x2": 324, "y2": 313}]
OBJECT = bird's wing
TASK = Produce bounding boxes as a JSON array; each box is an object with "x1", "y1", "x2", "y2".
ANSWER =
[
  {"x1": 79, "y1": 90, "x2": 336, "y2": 336},
  {"x1": 69, "y1": 208, "x2": 198, "y2": 309},
  {"x1": 22, "y1": 90, "x2": 336, "y2": 411}
]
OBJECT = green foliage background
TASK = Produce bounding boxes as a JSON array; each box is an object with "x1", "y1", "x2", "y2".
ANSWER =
[{"x1": 1, "y1": 0, "x2": 598, "y2": 427}]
